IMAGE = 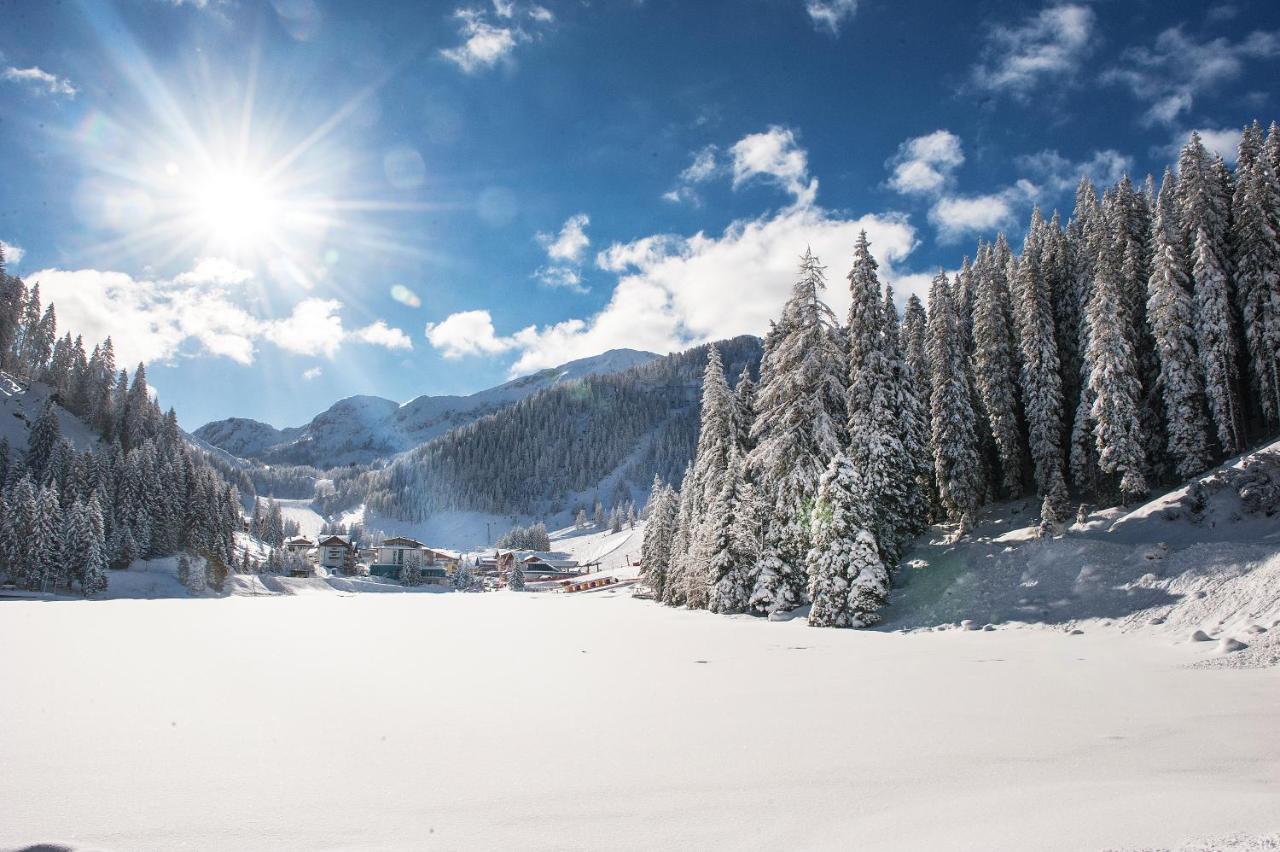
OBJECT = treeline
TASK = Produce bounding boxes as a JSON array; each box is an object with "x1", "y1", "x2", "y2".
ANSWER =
[
  {"x1": 321, "y1": 337, "x2": 762, "y2": 521},
  {"x1": 0, "y1": 248, "x2": 242, "y2": 594},
  {"x1": 496, "y1": 522, "x2": 551, "y2": 551},
  {"x1": 643, "y1": 124, "x2": 1280, "y2": 628}
]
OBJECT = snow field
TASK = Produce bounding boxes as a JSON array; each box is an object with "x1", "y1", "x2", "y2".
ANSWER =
[{"x1": 1, "y1": 592, "x2": 1277, "y2": 851}]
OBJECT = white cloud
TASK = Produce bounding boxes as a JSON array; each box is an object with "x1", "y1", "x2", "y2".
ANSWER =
[
  {"x1": 173, "y1": 256, "x2": 253, "y2": 287},
  {"x1": 665, "y1": 128, "x2": 816, "y2": 207},
  {"x1": 664, "y1": 146, "x2": 720, "y2": 204},
  {"x1": 535, "y1": 213, "x2": 591, "y2": 293},
  {"x1": 302, "y1": 366, "x2": 323, "y2": 381},
  {"x1": 264, "y1": 299, "x2": 345, "y2": 359},
  {"x1": 894, "y1": 133, "x2": 1132, "y2": 242},
  {"x1": 928, "y1": 193, "x2": 1018, "y2": 242},
  {"x1": 805, "y1": 0, "x2": 858, "y2": 36},
  {"x1": 970, "y1": 4, "x2": 1095, "y2": 97},
  {"x1": 351, "y1": 320, "x2": 414, "y2": 351},
  {"x1": 887, "y1": 130, "x2": 965, "y2": 196},
  {"x1": 425, "y1": 310, "x2": 522, "y2": 359},
  {"x1": 2, "y1": 65, "x2": 78, "y2": 98},
  {"x1": 1163, "y1": 127, "x2": 1245, "y2": 167},
  {"x1": 1013, "y1": 148, "x2": 1133, "y2": 193},
  {"x1": 534, "y1": 265, "x2": 588, "y2": 293},
  {"x1": 538, "y1": 213, "x2": 590, "y2": 263},
  {"x1": 0, "y1": 240, "x2": 24, "y2": 266},
  {"x1": 729, "y1": 126, "x2": 817, "y2": 205},
  {"x1": 596, "y1": 234, "x2": 682, "y2": 273},
  {"x1": 440, "y1": 2, "x2": 553, "y2": 73},
  {"x1": 27, "y1": 260, "x2": 413, "y2": 367},
  {"x1": 1103, "y1": 27, "x2": 1280, "y2": 126}
]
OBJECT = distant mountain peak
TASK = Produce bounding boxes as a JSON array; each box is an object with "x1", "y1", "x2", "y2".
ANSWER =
[{"x1": 194, "y1": 348, "x2": 660, "y2": 467}]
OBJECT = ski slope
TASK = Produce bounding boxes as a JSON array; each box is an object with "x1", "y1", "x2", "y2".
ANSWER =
[{"x1": 1, "y1": 592, "x2": 1277, "y2": 851}]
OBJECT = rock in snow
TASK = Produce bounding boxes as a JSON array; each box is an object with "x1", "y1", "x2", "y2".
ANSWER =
[
  {"x1": 1217, "y1": 637, "x2": 1249, "y2": 654},
  {"x1": 1190, "y1": 630, "x2": 1213, "y2": 642}
]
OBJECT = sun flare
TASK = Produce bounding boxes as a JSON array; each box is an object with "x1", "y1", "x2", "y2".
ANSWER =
[{"x1": 188, "y1": 166, "x2": 283, "y2": 252}]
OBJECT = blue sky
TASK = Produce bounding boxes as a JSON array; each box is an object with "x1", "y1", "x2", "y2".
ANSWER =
[{"x1": 1, "y1": 0, "x2": 1277, "y2": 430}]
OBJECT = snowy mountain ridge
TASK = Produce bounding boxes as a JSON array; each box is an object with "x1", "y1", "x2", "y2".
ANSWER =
[{"x1": 194, "y1": 348, "x2": 659, "y2": 467}]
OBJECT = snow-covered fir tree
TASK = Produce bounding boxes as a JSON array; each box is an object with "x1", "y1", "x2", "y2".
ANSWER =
[
  {"x1": 1147, "y1": 168, "x2": 1215, "y2": 479},
  {"x1": 843, "y1": 232, "x2": 911, "y2": 565},
  {"x1": 1232, "y1": 121, "x2": 1280, "y2": 433},
  {"x1": 451, "y1": 561, "x2": 474, "y2": 591},
  {"x1": 683, "y1": 345, "x2": 737, "y2": 610},
  {"x1": 640, "y1": 481, "x2": 677, "y2": 600},
  {"x1": 972, "y1": 238, "x2": 1027, "y2": 498},
  {"x1": 1014, "y1": 212, "x2": 1071, "y2": 528},
  {"x1": 732, "y1": 366, "x2": 756, "y2": 453},
  {"x1": 901, "y1": 293, "x2": 938, "y2": 517},
  {"x1": 883, "y1": 283, "x2": 932, "y2": 538},
  {"x1": 705, "y1": 446, "x2": 758, "y2": 614},
  {"x1": 927, "y1": 271, "x2": 982, "y2": 533},
  {"x1": 1180, "y1": 132, "x2": 1245, "y2": 456},
  {"x1": 805, "y1": 452, "x2": 888, "y2": 628},
  {"x1": 662, "y1": 466, "x2": 695, "y2": 607},
  {"x1": 506, "y1": 553, "x2": 525, "y2": 591},
  {"x1": 401, "y1": 557, "x2": 423, "y2": 587},
  {"x1": 746, "y1": 249, "x2": 846, "y2": 615},
  {"x1": 1086, "y1": 206, "x2": 1149, "y2": 501}
]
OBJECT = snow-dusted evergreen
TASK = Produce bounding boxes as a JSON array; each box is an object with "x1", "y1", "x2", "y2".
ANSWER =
[
  {"x1": 1147, "y1": 168, "x2": 1215, "y2": 479},
  {"x1": 1085, "y1": 204, "x2": 1149, "y2": 501},
  {"x1": 684, "y1": 345, "x2": 737, "y2": 610},
  {"x1": 705, "y1": 446, "x2": 758, "y2": 614},
  {"x1": 882, "y1": 284, "x2": 932, "y2": 538},
  {"x1": 1233, "y1": 121, "x2": 1280, "y2": 433},
  {"x1": 971, "y1": 239, "x2": 1026, "y2": 498},
  {"x1": 746, "y1": 249, "x2": 847, "y2": 615},
  {"x1": 1013, "y1": 212, "x2": 1071, "y2": 527},
  {"x1": 843, "y1": 232, "x2": 910, "y2": 566},
  {"x1": 1180, "y1": 132, "x2": 1245, "y2": 457},
  {"x1": 927, "y1": 271, "x2": 982, "y2": 532},
  {"x1": 805, "y1": 453, "x2": 888, "y2": 628},
  {"x1": 640, "y1": 479, "x2": 678, "y2": 600}
]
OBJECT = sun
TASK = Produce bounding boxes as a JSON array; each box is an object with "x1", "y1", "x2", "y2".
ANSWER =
[{"x1": 188, "y1": 166, "x2": 284, "y2": 252}]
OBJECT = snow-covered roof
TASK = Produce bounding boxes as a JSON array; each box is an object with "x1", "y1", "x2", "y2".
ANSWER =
[
  {"x1": 316, "y1": 535, "x2": 353, "y2": 547},
  {"x1": 381, "y1": 536, "x2": 426, "y2": 548},
  {"x1": 284, "y1": 536, "x2": 315, "y2": 547}
]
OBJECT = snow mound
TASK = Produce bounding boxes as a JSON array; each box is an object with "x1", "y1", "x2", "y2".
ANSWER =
[{"x1": 884, "y1": 442, "x2": 1280, "y2": 666}]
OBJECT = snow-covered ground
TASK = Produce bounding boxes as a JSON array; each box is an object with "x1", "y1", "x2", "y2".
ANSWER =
[
  {"x1": 1, "y1": 592, "x2": 1277, "y2": 852},
  {"x1": 257, "y1": 496, "x2": 327, "y2": 539},
  {"x1": 885, "y1": 441, "x2": 1280, "y2": 667}
]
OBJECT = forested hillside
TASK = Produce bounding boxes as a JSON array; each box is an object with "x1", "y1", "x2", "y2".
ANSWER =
[
  {"x1": 0, "y1": 246, "x2": 242, "y2": 595},
  {"x1": 320, "y1": 337, "x2": 762, "y2": 521},
  {"x1": 643, "y1": 124, "x2": 1280, "y2": 628}
]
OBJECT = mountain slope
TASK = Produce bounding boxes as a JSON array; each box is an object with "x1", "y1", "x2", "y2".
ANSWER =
[
  {"x1": 194, "y1": 348, "x2": 659, "y2": 467},
  {"x1": 0, "y1": 371, "x2": 102, "y2": 455},
  {"x1": 323, "y1": 336, "x2": 762, "y2": 525}
]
